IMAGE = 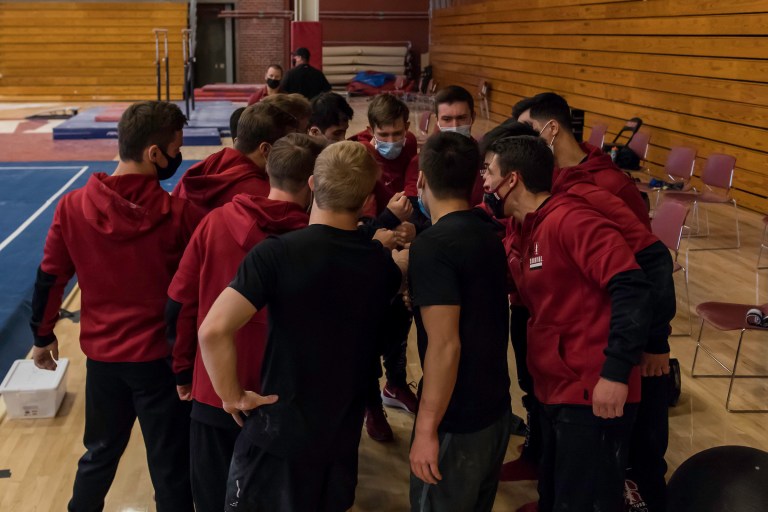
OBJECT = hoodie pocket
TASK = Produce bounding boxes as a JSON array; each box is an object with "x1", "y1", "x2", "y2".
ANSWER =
[{"x1": 526, "y1": 324, "x2": 582, "y2": 402}]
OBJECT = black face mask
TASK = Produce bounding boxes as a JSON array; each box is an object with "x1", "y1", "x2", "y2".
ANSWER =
[
  {"x1": 266, "y1": 78, "x2": 281, "y2": 89},
  {"x1": 155, "y1": 148, "x2": 182, "y2": 181},
  {"x1": 483, "y1": 192, "x2": 506, "y2": 219}
]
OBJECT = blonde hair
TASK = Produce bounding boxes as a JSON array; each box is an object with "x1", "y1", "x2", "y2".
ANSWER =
[{"x1": 313, "y1": 141, "x2": 380, "y2": 212}]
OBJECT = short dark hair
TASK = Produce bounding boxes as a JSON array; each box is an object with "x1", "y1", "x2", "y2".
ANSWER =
[
  {"x1": 235, "y1": 102, "x2": 298, "y2": 154},
  {"x1": 434, "y1": 85, "x2": 474, "y2": 116},
  {"x1": 118, "y1": 101, "x2": 187, "y2": 163},
  {"x1": 229, "y1": 107, "x2": 246, "y2": 139},
  {"x1": 267, "y1": 63, "x2": 283, "y2": 74},
  {"x1": 293, "y1": 47, "x2": 310, "y2": 60},
  {"x1": 367, "y1": 93, "x2": 409, "y2": 129},
  {"x1": 310, "y1": 92, "x2": 354, "y2": 131},
  {"x1": 480, "y1": 121, "x2": 538, "y2": 155},
  {"x1": 488, "y1": 135, "x2": 553, "y2": 194},
  {"x1": 419, "y1": 131, "x2": 480, "y2": 201},
  {"x1": 511, "y1": 92, "x2": 572, "y2": 133},
  {"x1": 267, "y1": 133, "x2": 326, "y2": 193}
]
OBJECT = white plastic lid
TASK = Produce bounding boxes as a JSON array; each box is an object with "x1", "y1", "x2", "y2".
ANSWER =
[{"x1": 0, "y1": 358, "x2": 69, "y2": 393}]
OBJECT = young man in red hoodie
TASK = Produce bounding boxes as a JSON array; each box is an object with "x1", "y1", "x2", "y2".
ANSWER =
[
  {"x1": 482, "y1": 135, "x2": 651, "y2": 512},
  {"x1": 167, "y1": 133, "x2": 323, "y2": 512},
  {"x1": 513, "y1": 92, "x2": 650, "y2": 230},
  {"x1": 30, "y1": 101, "x2": 202, "y2": 512},
  {"x1": 198, "y1": 141, "x2": 404, "y2": 511},
  {"x1": 172, "y1": 101, "x2": 300, "y2": 212},
  {"x1": 348, "y1": 93, "x2": 420, "y2": 440}
]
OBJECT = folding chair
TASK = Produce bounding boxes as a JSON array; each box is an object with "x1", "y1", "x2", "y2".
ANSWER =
[
  {"x1": 627, "y1": 130, "x2": 651, "y2": 173},
  {"x1": 691, "y1": 302, "x2": 768, "y2": 412},
  {"x1": 416, "y1": 111, "x2": 433, "y2": 148},
  {"x1": 662, "y1": 153, "x2": 739, "y2": 250},
  {"x1": 637, "y1": 146, "x2": 697, "y2": 209},
  {"x1": 587, "y1": 123, "x2": 608, "y2": 148},
  {"x1": 477, "y1": 80, "x2": 490, "y2": 120},
  {"x1": 758, "y1": 216, "x2": 768, "y2": 269},
  {"x1": 651, "y1": 200, "x2": 691, "y2": 335}
]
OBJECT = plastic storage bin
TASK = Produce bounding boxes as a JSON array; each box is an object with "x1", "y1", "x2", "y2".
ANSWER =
[{"x1": 0, "y1": 358, "x2": 69, "y2": 419}]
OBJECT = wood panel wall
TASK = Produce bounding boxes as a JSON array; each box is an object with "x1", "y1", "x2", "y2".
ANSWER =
[
  {"x1": 0, "y1": 2, "x2": 186, "y2": 101},
  {"x1": 430, "y1": 0, "x2": 768, "y2": 213}
]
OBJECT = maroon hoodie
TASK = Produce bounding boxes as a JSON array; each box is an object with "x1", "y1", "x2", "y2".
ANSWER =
[
  {"x1": 350, "y1": 130, "x2": 419, "y2": 215},
  {"x1": 552, "y1": 169, "x2": 658, "y2": 254},
  {"x1": 507, "y1": 193, "x2": 644, "y2": 406},
  {"x1": 554, "y1": 142, "x2": 650, "y2": 230},
  {"x1": 172, "y1": 147, "x2": 270, "y2": 212},
  {"x1": 31, "y1": 173, "x2": 204, "y2": 362},
  {"x1": 167, "y1": 194, "x2": 309, "y2": 408}
]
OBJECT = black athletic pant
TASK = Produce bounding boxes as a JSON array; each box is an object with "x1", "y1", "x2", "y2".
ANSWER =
[
  {"x1": 627, "y1": 375, "x2": 669, "y2": 512},
  {"x1": 537, "y1": 403, "x2": 638, "y2": 512},
  {"x1": 225, "y1": 431, "x2": 361, "y2": 512},
  {"x1": 68, "y1": 359, "x2": 193, "y2": 512},
  {"x1": 190, "y1": 417, "x2": 240, "y2": 512},
  {"x1": 366, "y1": 295, "x2": 412, "y2": 407}
]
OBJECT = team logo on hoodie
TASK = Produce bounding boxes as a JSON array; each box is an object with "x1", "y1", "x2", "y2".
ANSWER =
[{"x1": 529, "y1": 242, "x2": 543, "y2": 270}]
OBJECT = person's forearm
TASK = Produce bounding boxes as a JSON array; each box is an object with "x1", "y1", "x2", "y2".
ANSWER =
[
  {"x1": 198, "y1": 325, "x2": 243, "y2": 404},
  {"x1": 415, "y1": 336, "x2": 460, "y2": 435}
]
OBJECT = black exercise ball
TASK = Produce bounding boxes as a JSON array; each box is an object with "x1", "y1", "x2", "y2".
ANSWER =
[{"x1": 667, "y1": 445, "x2": 768, "y2": 512}]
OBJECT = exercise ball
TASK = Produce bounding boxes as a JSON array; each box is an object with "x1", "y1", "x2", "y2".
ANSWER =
[{"x1": 667, "y1": 445, "x2": 768, "y2": 512}]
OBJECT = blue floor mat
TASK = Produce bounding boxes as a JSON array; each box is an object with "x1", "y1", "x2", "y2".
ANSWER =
[{"x1": 0, "y1": 161, "x2": 195, "y2": 378}]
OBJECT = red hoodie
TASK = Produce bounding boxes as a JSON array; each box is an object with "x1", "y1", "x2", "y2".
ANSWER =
[
  {"x1": 507, "y1": 193, "x2": 643, "y2": 406},
  {"x1": 172, "y1": 147, "x2": 270, "y2": 212},
  {"x1": 350, "y1": 129, "x2": 418, "y2": 210},
  {"x1": 554, "y1": 142, "x2": 650, "y2": 230},
  {"x1": 32, "y1": 173, "x2": 204, "y2": 362},
  {"x1": 552, "y1": 169, "x2": 658, "y2": 254},
  {"x1": 167, "y1": 194, "x2": 309, "y2": 408}
]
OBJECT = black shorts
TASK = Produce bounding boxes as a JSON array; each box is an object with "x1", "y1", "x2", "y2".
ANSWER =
[{"x1": 225, "y1": 431, "x2": 361, "y2": 512}]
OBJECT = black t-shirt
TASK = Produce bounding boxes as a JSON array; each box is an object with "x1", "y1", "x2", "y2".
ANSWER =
[
  {"x1": 230, "y1": 224, "x2": 401, "y2": 457},
  {"x1": 281, "y1": 64, "x2": 332, "y2": 100},
  {"x1": 409, "y1": 209, "x2": 511, "y2": 434}
]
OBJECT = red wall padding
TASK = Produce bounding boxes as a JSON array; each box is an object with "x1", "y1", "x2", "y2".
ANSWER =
[{"x1": 290, "y1": 21, "x2": 323, "y2": 71}]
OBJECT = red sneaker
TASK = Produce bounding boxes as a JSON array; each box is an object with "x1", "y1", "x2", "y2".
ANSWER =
[
  {"x1": 365, "y1": 405, "x2": 394, "y2": 442},
  {"x1": 381, "y1": 382, "x2": 419, "y2": 414},
  {"x1": 516, "y1": 501, "x2": 538, "y2": 512}
]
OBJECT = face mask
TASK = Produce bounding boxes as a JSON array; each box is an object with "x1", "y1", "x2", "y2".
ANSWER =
[
  {"x1": 483, "y1": 177, "x2": 513, "y2": 218},
  {"x1": 155, "y1": 149, "x2": 182, "y2": 181},
  {"x1": 439, "y1": 124, "x2": 472, "y2": 138},
  {"x1": 374, "y1": 137, "x2": 405, "y2": 160},
  {"x1": 417, "y1": 191, "x2": 431, "y2": 221},
  {"x1": 266, "y1": 78, "x2": 281, "y2": 89},
  {"x1": 539, "y1": 121, "x2": 556, "y2": 153}
]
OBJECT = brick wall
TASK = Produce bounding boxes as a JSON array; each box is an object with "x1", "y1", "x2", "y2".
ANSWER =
[{"x1": 235, "y1": 0, "x2": 288, "y2": 83}]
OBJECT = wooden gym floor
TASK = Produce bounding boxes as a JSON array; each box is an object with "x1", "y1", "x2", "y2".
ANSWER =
[{"x1": 0, "y1": 98, "x2": 766, "y2": 511}]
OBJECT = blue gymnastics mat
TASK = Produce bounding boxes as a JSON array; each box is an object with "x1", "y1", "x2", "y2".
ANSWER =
[
  {"x1": 52, "y1": 101, "x2": 239, "y2": 144},
  {"x1": 0, "y1": 161, "x2": 196, "y2": 379}
]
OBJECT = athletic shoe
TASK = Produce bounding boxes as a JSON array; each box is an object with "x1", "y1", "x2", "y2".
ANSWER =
[
  {"x1": 381, "y1": 382, "x2": 419, "y2": 414},
  {"x1": 499, "y1": 455, "x2": 538, "y2": 482},
  {"x1": 515, "y1": 501, "x2": 538, "y2": 512},
  {"x1": 365, "y1": 405, "x2": 394, "y2": 442},
  {"x1": 624, "y1": 479, "x2": 649, "y2": 512}
]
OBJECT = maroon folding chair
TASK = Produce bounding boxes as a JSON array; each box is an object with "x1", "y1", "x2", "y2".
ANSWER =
[
  {"x1": 692, "y1": 302, "x2": 768, "y2": 412},
  {"x1": 638, "y1": 145, "x2": 697, "y2": 209},
  {"x1": 587, "y1": 123, "x2": 608, "y2": 149},
  {"x1": 651, "y1": 200, "x2": 692, "y2": 335},
  {"x1": 662, "y1": 153, "x2": 739, "y2": 250},
  {"x1": 758, "y1": 216, "x2": 768, "y2": 269}
]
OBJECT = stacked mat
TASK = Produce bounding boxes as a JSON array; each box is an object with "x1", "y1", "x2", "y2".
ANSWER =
[{"x1": 323, "y1": 46, "x2": 407, "y2": 87}]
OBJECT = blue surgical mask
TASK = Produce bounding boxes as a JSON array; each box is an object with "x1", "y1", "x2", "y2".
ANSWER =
[
  {"x1": 374, "y1": 137, "x2": 405, "y2": 160},
  {"x1": 439, "y1": 124, "x2": 472, "y2": 138},
  {"x1": 417, "y1": 192, "x2": 431, "y2": 221}
]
